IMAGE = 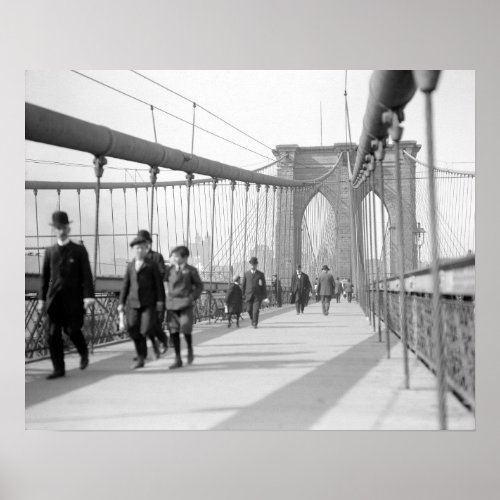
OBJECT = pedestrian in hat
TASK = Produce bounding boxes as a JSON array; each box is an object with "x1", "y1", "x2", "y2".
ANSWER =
[
  {"x1": 335, "y1": 277, "x2": 343, "y2": 303},
  {"x1": 118, "y1": 236, "x2": 165, "y2": 369},
  {"x1": 37, "y1": 211, "x2": 95, "y2": 379},
  {"x1": 290, "y1": 264, "x2": 312, "y2": 315},
  {"x1": 344, "y1": 278, "x2": 354, "y2": 303},
  {"x1": 165, "y1": 245, "x2": 204, "y2": 369},
  {"x1": 241, "y1": 257, "x2": 267, "y2": 328},
  {"x1": 137, "y1": 229, "x2": 169, "y2": 355},
  {"x1": 271, "y1": 273, "x2": 282, "y2": 308},
  {"x1": 317, "y1": 265, "x2": 335, "y2": 315},
  {"x1": 225, "y1": 275, "x2": 243, "y2": 328}
]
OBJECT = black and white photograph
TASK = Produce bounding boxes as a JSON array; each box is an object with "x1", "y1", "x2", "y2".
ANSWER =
[{"x1": 25, "y1": 69, "x2": 475, "y2": 431}]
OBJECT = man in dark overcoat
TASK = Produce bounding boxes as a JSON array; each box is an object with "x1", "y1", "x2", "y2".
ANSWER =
[
  {"x1": 290, "y1": 264, "x2": 312, "y2": 315},
  {"x1": 317, "y1": 264, "x2": 335, "y2": 315},
  {"x1": 241, "y1": 257, "x2": 267, "y2": 328},
  {"x1": 37, "y1": 211, "x2": 95, "y2": 379},
  {"x1": 137, "y1": 229, "x2": 168, "y2": 355}
]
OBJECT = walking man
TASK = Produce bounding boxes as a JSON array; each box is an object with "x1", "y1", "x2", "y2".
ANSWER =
[
  {"x1": 37, "y1": 211, "x2": 95, "y2": 380},
  {"x1": 317, "y1": 265, "x2": 335, "y2": 316},
  {"x1": 225, "y1": 275, "x2": 243, "y2": 328},
  {"x1": 137, "y1": 229, "x2": 169, "y2": 355},
  {"x1": 165, "y1": 246, "x2": 204, "y2": 369},
  {"x1": 344, "y1": 278, "x2": 354, "y2": 303},
  {"x1": 335, "y1": 277, "x2": 343, "y2": 303},
  {"x1": 291, "y1": 264, "x2": 312, "y2": 315},
  {"x1": 241, "y1": 257, "x2": 267, "y2": 328},
  {"x1": 118, "y1": 235, "x2": 165, "y2": 369},
  {"x1": 271, "y1": 273, "x2": 282, "y2": 307}
]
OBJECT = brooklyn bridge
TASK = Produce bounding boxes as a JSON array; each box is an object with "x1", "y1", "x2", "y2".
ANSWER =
[{"x1": 25, "y1": 70, "x2": 475, "y2": 430}]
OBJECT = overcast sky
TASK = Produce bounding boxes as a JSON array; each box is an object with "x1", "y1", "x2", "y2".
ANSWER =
[{"x1": 25, "y1": 70, "x2": 475, "y2": 183}]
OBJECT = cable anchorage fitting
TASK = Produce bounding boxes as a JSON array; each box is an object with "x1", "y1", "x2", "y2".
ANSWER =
[
  {"x1": 186, "y1": 173, "x2": 195, "y2": 187},
  {"x1": 382, "y1": 109, "x2": 404, "y2": 143},
  {"x1": 93, "y1": 156, "x2": 107, "y2": 178},
  {"x1": 150, "y1": 166, "x2": 160, "y2": 185}
]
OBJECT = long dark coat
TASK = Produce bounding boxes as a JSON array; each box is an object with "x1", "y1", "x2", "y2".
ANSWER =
[
  {"x1": 291, "y1": 272, "x2": 312, "y2": 303},
  {"x1": 241, "y1": 270, "x2": 267, "y2": 302},
  {"x1": 40, "y1": 241, "x2": 94, "y2": 327},
  {"x1": 317, "y1": 271, "x2": 335, "y2": 296},
  {"x1": 225, "y1": 283, "x2": 243, "y2": 314}
]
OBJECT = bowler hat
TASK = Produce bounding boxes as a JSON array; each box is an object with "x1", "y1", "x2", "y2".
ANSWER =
[
  {"x1": 50, "y1": 211, "x2": 72, "y2": 226},
  {"x1": 322, "y1": 264, "x2": 330, "y2": 271},
  {"x1": 130, "y1": 235, "x2": 147, "y2": 247},
  {"x1": 249, "y1": 256, "x2": 258, "y2": 265},
  {"x1": 137, "y1": 229, "x2": 152, "y2": 242}
]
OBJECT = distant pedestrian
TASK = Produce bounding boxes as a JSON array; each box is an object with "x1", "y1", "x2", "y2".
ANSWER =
[
  {"x1": 241, "y1": 257, "x2": 267, "y2": 328},
  {"x1": 38, "y1": 211, "x2": 95, "y2": 380},
  {"x1": 317, "y1": 265, "x2": 335, "y2": 315},
  {"x1": 335, "y1": 277, "x2": 343, "y2": 303},
  {"x1": 344, "y1": 279, "x2": 354, "y2": 303},
  {"x1": 137, "y1": 229, "x2": 169, "y2": 355},
  {"x1": 313, "y1": 278, "x2": 320, "y2": 302},
  {"x1": 225, "y1": 275, "x2": 243, "y2": 328},
  {"x1": 165, "y1": 246, "x2": 204, "y2": 369},
  {"x1": 118, "y1": 236, "x2": 165, "y2": 369},
  {"x1": 291, "y1": 264, "x2": 312, "y2": 315},
  {"x1": 271, "y1": 273, "x2": 282, "y2": 307}
]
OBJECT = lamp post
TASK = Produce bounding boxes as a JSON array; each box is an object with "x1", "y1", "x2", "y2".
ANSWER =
[{"x1": 413, "y1": 221, "x2": 426, "y2": 268}]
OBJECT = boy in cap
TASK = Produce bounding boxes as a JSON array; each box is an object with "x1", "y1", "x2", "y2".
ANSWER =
[
  {"x1": 137, "y1": 229, "x2": 169, "y2": 355},
  {"x1": 225, "y1": 275, "x2": 243, "y2": 328},
  {"x1": 241, "y1": 257, "x2": 267, "y2": 328},
  {"x1": 118, "y1": 235, "x2": 165, "y2": 369},
  {"x1": 37, "y1": 211, "x2": 95, "y2": 379},
  {"x1": 165, "y1": 246, "x2": 204, "y2": 369}
]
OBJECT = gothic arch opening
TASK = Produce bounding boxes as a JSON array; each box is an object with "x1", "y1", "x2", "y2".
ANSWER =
[{"x1": 300, "y1": 191, "x2": 337, "y2": 278}]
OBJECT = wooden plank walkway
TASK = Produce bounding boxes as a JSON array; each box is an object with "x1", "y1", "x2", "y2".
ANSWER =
[{"x1": 25, "y1": 301, "x2": 475, "y2": 430}]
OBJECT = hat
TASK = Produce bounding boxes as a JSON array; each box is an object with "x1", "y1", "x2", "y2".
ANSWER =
[
  {"x1": 322, "y1": 264, "x2": 330, "y2": 271},
  {"x1": 296, "y1": 264, "x2": 302, "y2": 269},
  {"x1": 249, "y1": 256, "x2": 258, "y2": 265},
  {"x1": 137, "y1": 229, "x2": 152, "y2": 242},
  {"x1": 129, "y1": 235, "x2": 148, "y2": 247},
  {"x1": 170, "y1": 245, "x2": 190, "y2": 258},
  {"x1": 50, "y1": 211, "x2": 72, "y2": 226}
]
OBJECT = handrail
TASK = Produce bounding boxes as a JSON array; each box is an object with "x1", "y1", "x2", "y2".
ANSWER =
[{"x1": 26, "y1": 103, "x2": 336, "y2": 189}]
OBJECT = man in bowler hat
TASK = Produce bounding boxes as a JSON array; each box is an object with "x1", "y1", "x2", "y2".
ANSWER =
[
  {"x1": 137, "y1": 229, "x2": 169, "y2": 355},
  {"x1": 241, "y1": 257, "x2": 267, "y2": 328},
  {"x1": 37, "y1": 211, "x2": 95, "y2": 379},
  {"x1": 118, "y1": 235, "x2": 165, "y2": 369},
  {"x1": 317, "y1": 265, "x2": 335, "y2": 315},
  {"x1": 290, "y1": 264, "x2": 312, "y2": 315}
]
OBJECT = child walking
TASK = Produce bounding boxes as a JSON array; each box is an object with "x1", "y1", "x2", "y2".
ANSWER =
[
  {"x1": 165, "y1": 246, "x2": 204, "y2": 369},
  {"x1": 225, "y1": 275, "x2": 243, "y2": 328}
]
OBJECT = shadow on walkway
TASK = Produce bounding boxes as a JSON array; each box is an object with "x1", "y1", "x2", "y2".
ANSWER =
[{"x1": 211, "y1": 333, "x2": 393, "y2": 430}]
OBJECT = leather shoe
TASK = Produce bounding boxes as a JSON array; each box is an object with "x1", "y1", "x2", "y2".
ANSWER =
[
  {"x1": 187, "y1": 351, "x2": 194, "y2": 365},
  {"x1": 131, "y1": 358, "x2": 145, "y2": 370},
  {"x1": 80, "y1": 355, "x2": 89, "y2": 370},
  {"x1": 46, "y1": 370, "x2": 65, "y2": 380},
  {"x1": 169, "y1": 357, "x2": 183, "y2": 370},
  {"x1": 160, "y1": 342, "x2": 168, "y2": 355}
]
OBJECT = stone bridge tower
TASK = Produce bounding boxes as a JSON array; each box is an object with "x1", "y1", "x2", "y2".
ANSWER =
[{"x1": 273, "y1": 141, "x2": 421, "y2": 285}]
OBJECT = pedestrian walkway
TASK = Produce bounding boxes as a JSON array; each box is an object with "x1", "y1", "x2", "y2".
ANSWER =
[{"x1": 25, "y1": 301, "x2": 475, "y2": 430}]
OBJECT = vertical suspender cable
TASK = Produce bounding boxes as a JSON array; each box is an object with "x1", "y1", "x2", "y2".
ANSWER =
[
  {"x1": 367, "y1": 176, "x2": 376, "y2": 330},
  {"x1": 123, "y1": 189, "x2": 129, "y2": 255},
  {"x1": 263, "y1": 185, "x2": 269, "y2": 278},
  {"x1": 371, "y1": 174, "x2": 381, "y2": 341},
  {"x1": 77, "y1": 189, "x2": 82, "y2": 241},
  {"x1": 110, "y1": 189, "x2": 117, "y2": 275},
  {"x1": 185, "y1": 102, "x2": 197, "y2": 247},
  {"x1": 243, "y1": 183, "x2": 250, "y2": 264},
  {"x1": 228, "y1": 180, "x2": 236, "y2": 283},
  {"x1": 254, "y1": 184, "x2": 261, "y2": 257},
  {"x1": 34, "y1": 189, "x2": 41, "y2": 273},
  {"x1": 208, "y1": 178, "x2": 217, "y2": 323}
]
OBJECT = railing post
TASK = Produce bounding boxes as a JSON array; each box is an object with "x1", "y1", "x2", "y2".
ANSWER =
[
  {"x1": 91, "y1": 155, "x2": 106, "y2": 354},
  {"x1": 383, "y1": 109, "x2": 410, "y2": 389},
  {"x1": 414, "y1": 70, "x2": 447, "y2": 429}
]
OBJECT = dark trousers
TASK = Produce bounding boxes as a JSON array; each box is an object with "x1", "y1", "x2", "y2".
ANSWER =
[
  {"x1": 336, "y1": 293, "x2": 341, "y2": 303},
  {"x1": 246, "y1": 298, "x2": 262, "y2": 326},
  {"x1": 321, "y1": 295, "x2": 332, "y2": 315},
  {"x1": 227, "y1": 313, "x2": 240, "y2": 326},
  {"x1": 127, "y1": 306, "x2": 155, "y2": 360},
  {"x1": 153, "y1": 311, "x2": 168, "y2": 345},
  {"x1": 347, "y1": 292, "x2": 352, "y2": 303},
  {"x1": 47, "y1": 318, "x2": 88, "y2": 373},
  {"x1": 295, "y1": 294, "x2": 305, "y2": 314}
]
